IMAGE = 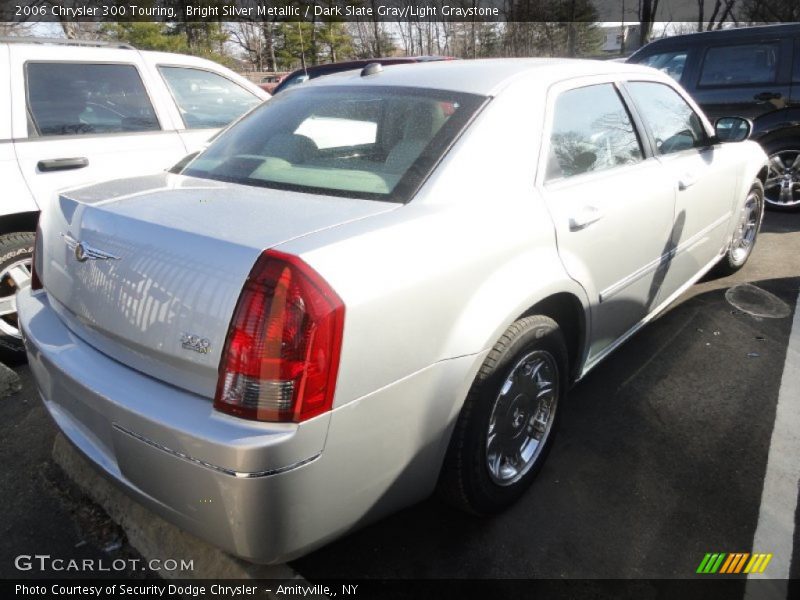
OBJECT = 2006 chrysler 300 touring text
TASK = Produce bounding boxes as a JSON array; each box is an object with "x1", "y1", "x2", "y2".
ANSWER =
[{"x1": 18, "y1": 59, "x2": 768, "y2": 563}]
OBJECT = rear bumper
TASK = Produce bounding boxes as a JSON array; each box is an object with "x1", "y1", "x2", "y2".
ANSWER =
[
  {"x1": 18, "y1": 287, "x2": 484, "y2": 563},
  {"x1": 18, "y1": 287, "x2": 332, "y2": 563}
]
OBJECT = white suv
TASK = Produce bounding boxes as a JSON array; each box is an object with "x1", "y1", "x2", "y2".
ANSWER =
[{"x1": 0, "y1": 37, "x2": 268, "y2": 356}]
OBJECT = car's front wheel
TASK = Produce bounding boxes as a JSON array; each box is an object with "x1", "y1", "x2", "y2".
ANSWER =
[
  {"x1": 438, "y1": 315, "x2": 568, "y2": 515},
  {"x1": 764, "y1": 148, "x2": 800, "y2": 211},
  {"x1": 0, "y1": 232, "x2": 35, "y2": 362}
]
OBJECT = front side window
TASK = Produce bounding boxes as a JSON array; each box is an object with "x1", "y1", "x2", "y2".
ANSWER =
[
  {"x1": 699, "y1": 42, "x2": 780, "y2": 87},
  {"x1": 26, "y1": 62, "x2": 160, "y2": 136},
  {"x1": 626, "y1": 81, "x2": 707, "y2": 155},
  {"x1": 181, "y1": 86, "x2": 485, "y2": 202},
  {"x1": 638, "y1": 50, "x2": 688, "y2": 81},
  {"x1": 159, "y1": 66, "x2": 261, "y2": 130},
  {"x1": 546, "y1": 84, "x2": 643, "y2": 181}
]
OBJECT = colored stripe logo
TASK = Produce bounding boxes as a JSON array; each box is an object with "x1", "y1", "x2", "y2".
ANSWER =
[{"x1": 696, "y1": 552, "x2": 773, "y2": 574}]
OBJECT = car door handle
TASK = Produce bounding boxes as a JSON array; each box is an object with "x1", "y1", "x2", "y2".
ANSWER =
[
  {"x1": 678, "y1": 173, "x2": 698, "y2": 190},
  {"x1": 569, "y1": 206, "x2": 604, "y2": 231},
  {"x1": 754, "y1": 91, "x2": 782, "y2": 101},
  {"x1": 37, "y1": 157, "x2": 89, "y2": 172}
]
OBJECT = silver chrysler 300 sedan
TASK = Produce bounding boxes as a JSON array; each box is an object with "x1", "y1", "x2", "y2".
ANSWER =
[{"x1": 18, "y1": 59, "x2": 767, "y2": 563}]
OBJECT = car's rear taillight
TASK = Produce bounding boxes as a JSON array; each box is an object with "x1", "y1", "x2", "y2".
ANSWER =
[
  {"x1": 30, "y1": 224, "x2": 43, "y2": 291},
  {"x1": 214, "y1": 249, "x2": 344, "y2": 423}
]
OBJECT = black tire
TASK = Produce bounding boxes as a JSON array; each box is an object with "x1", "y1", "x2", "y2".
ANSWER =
[
  {"x1": 0, "y1": 232, "x2": 35, "y2": 364},
  {"x1": 438, "y1": 315, "x2": 568, "y2": 515},
  {"x1": 715, "y1": 180, "x2": 764, "y2": 277},
  {"x1": 762, "y1": 147, "x2": 800, "y2": 212}
]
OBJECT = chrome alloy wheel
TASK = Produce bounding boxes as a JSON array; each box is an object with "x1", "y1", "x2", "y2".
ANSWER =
[
  {"x1": 0, "y1": 257, "x2": 32, "y2": 338},
  {"x1": 486, "y1": 350, "x2": 559, "y2": 486},
  {"x1": 730, "y1": 189, "x2": 761, "y2": 264},
  {"x1": 765, "y1": 150, "x2": 800, "y2": 208}
]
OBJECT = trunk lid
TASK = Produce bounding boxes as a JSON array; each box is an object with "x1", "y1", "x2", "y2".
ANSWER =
[{"x1": 39, "y1": 172, "x2": 397, "y2": 398}]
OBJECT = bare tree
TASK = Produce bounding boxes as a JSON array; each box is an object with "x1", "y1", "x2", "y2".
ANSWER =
[
  {"x1": 229, "y1": 22, "x2": 263, "y2": 70},
  {"x1": 348, "y1": 19, "x2": 394, "y2": 58},
  {"x1": 741, "y1": 0, "x2": 798, "y2": 21},
  {"x1": 638, "y1": 0, "x2": 661, "y2": 47},
  {"x1": 698, "y1": 0, "x2": 737, "y2": 31},
  {"x1": 0, "y1": 22, "x2": 34, "y2": 36},
  {"x1": 58, "y1": 22, "x2": 104, "y2": 40}
]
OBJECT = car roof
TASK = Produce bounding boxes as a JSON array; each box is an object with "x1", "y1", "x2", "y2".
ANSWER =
[
  {"x1": 303, "y1": 58, "x2": 661, "y2": 96},
  {"x1": 0, "y1": 40, "x2": 224, "y2": 68},
  {"x1": 634, "y1": 23, "x2": 800, "y2": 51}
]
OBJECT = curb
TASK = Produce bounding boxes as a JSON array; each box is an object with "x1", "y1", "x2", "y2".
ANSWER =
[
  {"x1": 0, "y1": 361, "x2": 21, "y2": 398},
  {"x1": 52, "y1": 433, "x2": 307, "y2": 585}
]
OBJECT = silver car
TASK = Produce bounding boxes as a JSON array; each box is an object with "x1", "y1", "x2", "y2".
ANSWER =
[{"x1": 18, "y1": 59, "x2": 767, "y2": 564}]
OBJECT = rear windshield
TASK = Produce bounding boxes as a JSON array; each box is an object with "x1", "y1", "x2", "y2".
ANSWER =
[{"x1": 181, "y1": 85, "x2": 486, "y2": 203}]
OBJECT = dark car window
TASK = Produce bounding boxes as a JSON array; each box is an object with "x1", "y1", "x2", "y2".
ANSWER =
[
  {"x1": 273, "y1": 72, "x2": 310, "y2": 94},
  {"x1": 627, "y1": 81, "x2": 707, "y2": 155},
  {"x1": 159, "y1": 67, "x2": 261, "y2": 130},
  {"x1": 638, "y1": 50, "x2": 688, "y2": 82},
  {"x1": 699, "y1": 42, "x2": 780, "y2": 87},
  {"x1": 546, "y1": 84, "x2": 643, "y2": 182},
  {"x1": 181, "y1": 85, "x2": 486, "y2": 202},
  {"x1": 794, "y1": 39, "x2": 800, "y2": 82},
  {"x1": 26, "y1": 62, "x2": 160, "y2": 137}
]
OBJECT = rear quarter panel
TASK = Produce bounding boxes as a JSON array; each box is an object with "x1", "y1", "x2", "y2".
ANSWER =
[{"x1": 278, "y1": 73, "x2": 589, "y2": 411}]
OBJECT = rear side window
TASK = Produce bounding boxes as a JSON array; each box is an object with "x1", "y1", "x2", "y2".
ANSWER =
[
  {"x1": 26, "y1": 63, "x2": 160, "y2": 137},
  {"x1": 546, "y1": 84, "x2": 643, "y2": 181},
  {"x1": 626, "y1": 81, "x2": 707, "y2": 155},
  {"x1": 637, "y1": 50, "x2": 688, "y2": 81},
  {"x1": 699, "y1": 42, "x2": 780, "y2": 87},
  {"x1": 159, "y1": 67, "x2": 261, "y2": 130}
]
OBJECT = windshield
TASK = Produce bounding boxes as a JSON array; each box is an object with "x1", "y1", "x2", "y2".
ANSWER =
[
  {"x1": 273, "y1": 72, "x2": 310, "y2": 94},
  {"x1": 180, "y1": 85, "x2": 486, "y2": 203}
]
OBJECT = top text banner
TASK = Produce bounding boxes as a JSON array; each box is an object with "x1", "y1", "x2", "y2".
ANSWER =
[{"x1": 0, "y1": 0, "x2": 751, "y2": 23}]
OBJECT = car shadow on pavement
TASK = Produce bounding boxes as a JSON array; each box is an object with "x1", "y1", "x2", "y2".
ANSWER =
[
  {"x1": 761, "y1": 209, "x2": 800, "y2": 235},
  {"x1": 293, "y1": 276, "x2": 799, "y2": 580},
  {"x1": 0, "y1": 367, "x2": 155, "y2": 579}
]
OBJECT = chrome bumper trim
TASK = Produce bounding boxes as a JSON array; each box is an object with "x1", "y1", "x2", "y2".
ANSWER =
[{"x1": 112, "y1": 423, "x2": 320, "y2": 479}]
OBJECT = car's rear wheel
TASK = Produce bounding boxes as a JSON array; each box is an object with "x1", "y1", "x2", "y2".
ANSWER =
[
  {"x1": 0, "y1": 232, "x2": 35, "y2": 362},
  {"x1": 438, "y1": 315, "x2": 567, "y2": 515},
  {"x1": 716, "y1": 180, "x2": 764, "y2": 277},
  {"x1": 764, "y1": 149, "x2": 800, "y2": 211}
]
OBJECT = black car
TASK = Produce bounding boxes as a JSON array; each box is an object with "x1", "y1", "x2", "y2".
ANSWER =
[
  {"x1": 272, "y1": 56, "x2": 453, "y2": 95},
  {"x1": 628, "y1": 24, "x2": 800, "y2": 210}
]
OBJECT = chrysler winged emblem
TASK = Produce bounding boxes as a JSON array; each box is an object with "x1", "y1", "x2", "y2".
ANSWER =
[{"x1": 61, "y1": 233, "x2": 120, "y2": 262}]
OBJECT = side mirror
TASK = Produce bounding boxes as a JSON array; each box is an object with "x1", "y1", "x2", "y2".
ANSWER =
[{"x1": 714, "y1": 117, "x2": 752, "y2": 143}]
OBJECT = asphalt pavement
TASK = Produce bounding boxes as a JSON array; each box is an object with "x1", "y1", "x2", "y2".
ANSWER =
[
  {"x1": 1, "y1": 211, "x2": 798, "y2": 587},
  {"x1": 294, "y1": 210, "x2": 800, "y2": 581}
]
